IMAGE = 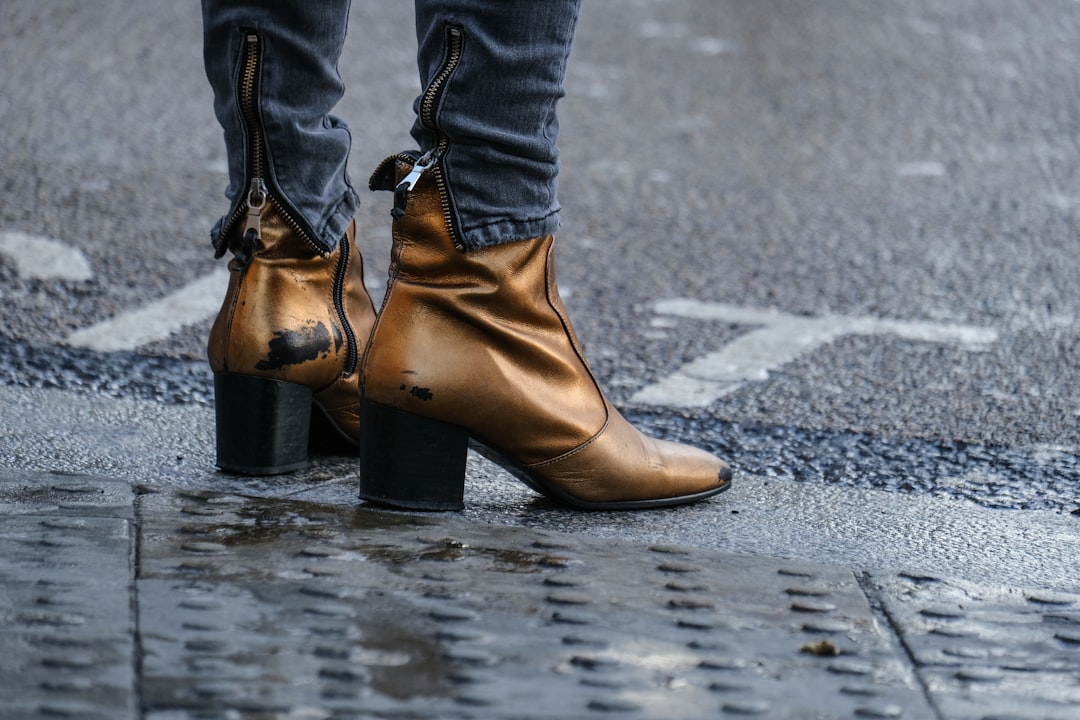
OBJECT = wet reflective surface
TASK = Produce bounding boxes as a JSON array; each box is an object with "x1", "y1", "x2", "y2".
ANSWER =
[
  {"x1": 5, "y1": 469, "x2": 1079, "y2": 718},
  {"x1": 138, "y1": 487, "x2": 931, "y2": 718}
]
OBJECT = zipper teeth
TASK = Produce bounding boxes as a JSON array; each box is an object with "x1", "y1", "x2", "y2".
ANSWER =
[
  {"x1": 419, "y1": 25, "x2": 465, "y2": 251},
  {"x1": 268, "y1": 197, "x2": 324, "y2": 255},
  {"x1": 333, "y1": 234, "x2": 358, "y2": 375},
  {"x1": 217, "y1": 32, "x2": 325, "y2": 257},
  {"x1": 240, "y1": 35, "x2": 266, "y2": 178},
  {"x1": 431, "y1": 164, "x2": 462, "y2": 251},
  {"x1": 215, "y1": 35, "x2": 262, "y2": 254},
  {"x1": 420, "y1": 26, "x2": 463, "y2": 133}
]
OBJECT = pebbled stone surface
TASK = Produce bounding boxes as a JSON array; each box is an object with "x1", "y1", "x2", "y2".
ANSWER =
[{"x1": 2, "y1": 340, "x2": 1076, "y2": 516}]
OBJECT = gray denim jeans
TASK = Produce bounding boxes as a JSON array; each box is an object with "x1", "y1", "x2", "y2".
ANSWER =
[{"x1": 202, "y1": 0, "x2": 581, "y2": 253}]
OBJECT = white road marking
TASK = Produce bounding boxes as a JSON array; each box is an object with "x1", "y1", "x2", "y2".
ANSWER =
[
  {"x1": 1045, "y1": 193, "x2": 1080, "y2": 210},
  {"x1": 631, "y1": 299, "x2": 998, "y2": 407},
  {"x1": 638, "y1": 21, "x2": 689, "y2": 39},
  {"x1": 0, "y1": 230, "x2": 93, "y2": 281},
  {"x1": 65, "y1": 267, "x2": 230, "y2": 352},
  {"x1": 690, "y1": 37, "x2": 734, "y2": 56},
  {"x1": 897, "y1": 161, "x2": 946, "y2": 177}
]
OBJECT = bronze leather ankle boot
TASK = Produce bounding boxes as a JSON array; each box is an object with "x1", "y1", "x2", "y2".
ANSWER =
[
  {"x1": 208, "y1": 191, "x2": 376, "y2": 475},
  {"x1": 358, "y1": 153, "x2": 732, "y2": 510}
]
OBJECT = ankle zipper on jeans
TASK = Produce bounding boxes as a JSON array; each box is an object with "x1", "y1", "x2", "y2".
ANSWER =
[
  {"x1": 392, "y1": 24, "x2": 467, "y2": 251},
  {"x1": 215, "y1": 31, "x2": 324, "y2": 259},
  {"x1": 418, "y1": 24, "x2": 464, "y2": 138},
  {"x1": 232, "y1": 177, "x2": 268, "y2": 269},
  {"x1": 391, "y1": 147, "x2": 439, "y2": 219}
]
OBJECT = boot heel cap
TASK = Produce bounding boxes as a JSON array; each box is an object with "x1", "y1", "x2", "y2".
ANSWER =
[{"x1": 360, "y1": 400, "x2": 468, "y2": 510}]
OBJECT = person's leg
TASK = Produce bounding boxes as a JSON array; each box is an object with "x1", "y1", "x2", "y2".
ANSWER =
[
  {"x1": 409, "y1": 0, "x2": 578, "y2": 250},
  {"x1": 202, "y1": 0, "x2": 376, "y2": 474},
  {"x1": 358, "y1": 0, "x2": 732, "y2": 510},
  {"x1": 201, "y1": 0, "x2": 358, "y2": 254}
]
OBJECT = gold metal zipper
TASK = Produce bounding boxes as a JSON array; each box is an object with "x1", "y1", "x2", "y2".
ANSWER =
[
  {"x1": 216, "y1": 32, "x2": 324, "y2": 258},
  {"x1": 240, "y1": 33, "x2": 266, "y2": 179},
  {"x1": 416, "y1": 24, "x2": 467, "y2": 251},
  {"x1": 419, "y1": 25, "x2": 464, "y2": 142}
]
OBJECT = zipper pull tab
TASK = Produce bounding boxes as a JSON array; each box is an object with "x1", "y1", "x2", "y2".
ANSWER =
[
  {"x1": 243, "y1": 177, "x2": 268, "y2": 240},
  {"x1": 232, "y1": 178, "x2": 268, "y2": 268},
  {"x1": 392, "y1": 149, "x2": 438, "y2": 219}
]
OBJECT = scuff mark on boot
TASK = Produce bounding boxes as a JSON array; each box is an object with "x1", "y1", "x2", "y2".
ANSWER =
[
  {"x1": 256, "y1": 322, "x2": 333, "y2": 370},
  {"x1": 409, "y1": 386, "x2": 434, "y2": 401}
]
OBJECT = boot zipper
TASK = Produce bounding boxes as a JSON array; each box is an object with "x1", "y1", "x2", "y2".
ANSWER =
[
  {"x1": 393, "y1": 24, "x2": 467, "y2": 251},
  {"x1": 215, "y1": 31, "x2": 325, "y2": 259},
  {"x1": 331, "y1": 233, "x2": 358, "y2": 375}
]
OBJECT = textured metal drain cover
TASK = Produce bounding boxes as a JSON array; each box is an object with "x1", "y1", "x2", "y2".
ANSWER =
[
  {"x1": 4, "y1": 471, "x2": 1076, "y2": 719},
  {"x1": 137, "y1": 489, "x2": 931, "y2": 719},
  {"x1": 0, "y1": 471, "x2": 135, "y2": 720},
  {"x1": 868, "y1": 572, "x2": 1080, "y2": 720}
]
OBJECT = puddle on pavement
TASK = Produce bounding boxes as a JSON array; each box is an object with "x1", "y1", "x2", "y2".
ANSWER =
[{"x1": 169, "y1": 491, "x2": 563, "y2": 576}]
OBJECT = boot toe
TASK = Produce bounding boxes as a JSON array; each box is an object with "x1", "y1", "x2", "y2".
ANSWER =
[{"x1": 526, "y1": 413, "x2": 732, "y2": 509}]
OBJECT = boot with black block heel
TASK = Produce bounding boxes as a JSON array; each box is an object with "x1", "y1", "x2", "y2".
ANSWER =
[
  {"x1": 358, "y1": 152, "x2": 732, "y2": 510},
  {"x1": 208, "y1": 186, "x2": 376, "y2": 475}
]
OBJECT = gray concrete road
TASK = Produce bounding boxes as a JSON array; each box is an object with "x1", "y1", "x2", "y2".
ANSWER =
[{"x1": 0, "y1": 1, "x2": 1078, "y2": 717}]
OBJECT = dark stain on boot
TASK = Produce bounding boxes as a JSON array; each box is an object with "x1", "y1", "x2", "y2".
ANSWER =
[
  {"x1": 409, "y1": 386, "x2": 434, "y2": 401},
  {"x1": 256, "y1": 322, "x2": 333, "y2": 370},
  {"x1": 331, "y1": 322, "x2": 344, "y2": 354}
]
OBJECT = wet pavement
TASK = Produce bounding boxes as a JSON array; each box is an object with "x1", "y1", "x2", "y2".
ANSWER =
[
  {"x1": 3, "y1": 465, "x2": 1079, "y2": 720},
  {"x1": 2, "y1": 0, "x2": 1080, "y2": 717},
  {"x1": 1, "y1": 387, "x2": 1078, "y2": 719}
]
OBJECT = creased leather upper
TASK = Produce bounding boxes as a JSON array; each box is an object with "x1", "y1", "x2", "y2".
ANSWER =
[
  {"x1": 208, "y1": 207, "x2": 376, "y2": 443},
  {"x1": 362, "y1": 156, "x2": 730, "y2": 503}
]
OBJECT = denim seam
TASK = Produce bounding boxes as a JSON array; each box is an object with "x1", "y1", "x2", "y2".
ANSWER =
[{"x1": 313, "y1": 187, "x2": 361, "y2": 252}]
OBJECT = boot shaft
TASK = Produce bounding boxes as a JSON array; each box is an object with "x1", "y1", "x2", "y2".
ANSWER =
[
  {"x1": 208, "y1": 204, "x2": 374, "y2": 395},
  {"x1": 363, "y1": 153, "x2": 608, "y2": 465}
]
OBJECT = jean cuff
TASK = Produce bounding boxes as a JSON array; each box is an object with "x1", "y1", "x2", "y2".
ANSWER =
[{"x1": 459, "y1": 208, "x2": 561, "y2": 250}]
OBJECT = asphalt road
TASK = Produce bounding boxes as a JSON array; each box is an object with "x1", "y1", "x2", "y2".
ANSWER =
[{"x1": 0, "y1": 1, "x2": 1077, "y2": 585}]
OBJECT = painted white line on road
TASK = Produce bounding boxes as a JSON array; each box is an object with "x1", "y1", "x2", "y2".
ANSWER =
[
  {"x1": 631, "y1": 299, "x2": 998, "y2": 407},
  {"x1": 691, "y1": 37, "x2": 734, "y2": 56},
  {"x1": 65, "y1": 267, "x2": 230, "y2": 352},
  {"x1": 897, "y1": 161, "x2": 946, "y2": 177},
  {"x1": 1046, "y1": 193, "x2": 1080, "y2": 210},
  {"x1": 0, "y1": 230, "x2": 93, "y2": 281}
]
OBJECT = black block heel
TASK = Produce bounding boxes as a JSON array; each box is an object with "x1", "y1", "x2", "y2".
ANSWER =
[
  {"x1": 360, "y1": 400, "x2": 469, "y2": 510},
  {"x1": 214, "y1": 373, "x2": 313, "y2": 475}
]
